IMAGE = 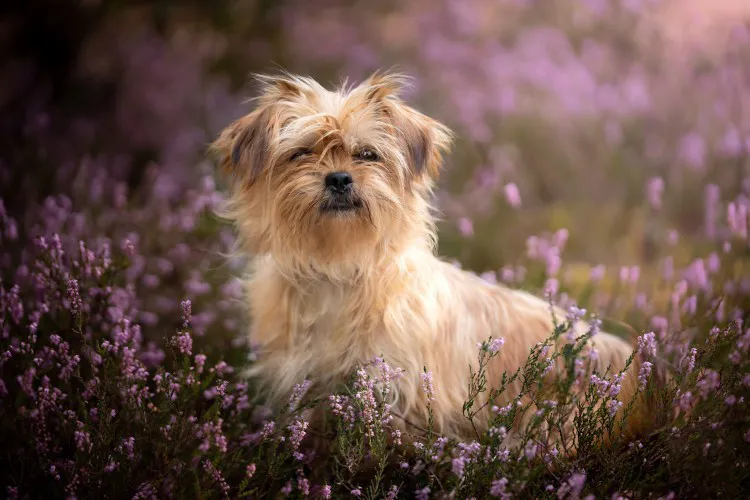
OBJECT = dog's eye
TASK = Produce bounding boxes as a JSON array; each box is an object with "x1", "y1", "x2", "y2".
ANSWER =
[
  {"x1": 354, "y1": 148, "x2": 380, "y2": 162},
  {"x1": 290, "y1": 149, "x2": 312, "y2": 161}
]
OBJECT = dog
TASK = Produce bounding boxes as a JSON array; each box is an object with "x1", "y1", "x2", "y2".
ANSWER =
[{"x1": 211, "y1": 72, "x2": 652, "y2": 449}]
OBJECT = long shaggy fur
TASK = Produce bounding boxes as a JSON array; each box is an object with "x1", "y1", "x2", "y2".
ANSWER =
[{"x1": 211, "y1": 71, "x2": 652, "y2": 447}]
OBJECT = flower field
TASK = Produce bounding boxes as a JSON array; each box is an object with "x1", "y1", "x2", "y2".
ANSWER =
[{"x1": 1, "y1": 0, "x2": 750, "y2": 498}]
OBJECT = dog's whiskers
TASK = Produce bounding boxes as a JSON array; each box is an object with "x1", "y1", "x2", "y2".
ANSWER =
[{"x1": 361, "y1": 198, "x2": 376, "y2": 229}]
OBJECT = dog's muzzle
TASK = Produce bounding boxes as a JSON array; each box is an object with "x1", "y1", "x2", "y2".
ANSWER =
[{"x1": 321, "y1": 171, "x2": 362, "y2": 213}]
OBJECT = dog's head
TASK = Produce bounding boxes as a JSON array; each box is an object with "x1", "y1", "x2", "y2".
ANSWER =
[{"x1": 211, "y1": 72, "x2": 452, "y2": 275}]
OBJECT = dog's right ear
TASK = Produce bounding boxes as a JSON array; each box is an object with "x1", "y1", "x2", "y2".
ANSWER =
[
  {"x1": 210, "y1": 105, "x2": 276, "y2": 185},
  {"x1": 211, "y1": 73, "x2": 307, "y2": 184}
]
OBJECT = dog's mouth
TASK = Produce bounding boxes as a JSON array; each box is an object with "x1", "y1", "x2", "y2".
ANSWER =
[{"x1": 320, "y1": 195, "x2": 363, "y2": 214}]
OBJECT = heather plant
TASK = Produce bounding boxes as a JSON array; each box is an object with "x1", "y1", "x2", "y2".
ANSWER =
[{"x1": 2, "y1": 195, "x2": 750, "y2": 498}]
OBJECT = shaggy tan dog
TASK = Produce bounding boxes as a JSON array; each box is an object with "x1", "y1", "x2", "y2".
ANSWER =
[{"x1": 211, "y1": 72, "x2": 649, "y2": 447}]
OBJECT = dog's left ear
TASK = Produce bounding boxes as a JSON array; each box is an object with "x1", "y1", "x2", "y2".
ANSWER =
[
  {"x1": 361, "y1": 72, "x2": 454, "y2": 180},
  {"x1": 394, "y1": 106, "x2": 453, "y2": 180}
]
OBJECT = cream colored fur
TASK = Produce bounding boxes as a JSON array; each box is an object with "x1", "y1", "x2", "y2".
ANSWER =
[{"x1": 211, "y1": 71, "x2": 648, "y2": 447}]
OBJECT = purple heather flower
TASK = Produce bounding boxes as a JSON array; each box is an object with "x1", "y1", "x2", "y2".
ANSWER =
[
  {"x1": 288, "y1": 379, "x2": 312, "y2": 412},
  {"x1": 696, "y1": 369, "x2": 720, "y2": 400},
  {"x1": 320, "y1": 485, "x2": 332, "y2": 498},
  {"x1": 684, "y1": 348, "x2": 698, "y2": 374},
  {"x1": 488, "y1": 337, "x2": 505, "y2": 353},
  {"x1": 559, "y1": 471, "x2": 587, "y2": 499},
  {"x1": 415, "y1": 486, "x2": 431, "y2": 500},
  {"x1": 66, "y1": 279, "x2": 82, "y2": 316},
  {"x1": 121, "y1": 238, "x2": 136, "y2": 257},
  {"x1": 119, "y1": 437, "x2": 135, "y2": 460},
  {"x1": 677, "y1": 391, "x2": 693, "y2": 413},
  {"x1": 451, "y1": 457, "x2": 466, "y2": 477},
  {"x1": 288, "y1": 418, "x2": 309, "y2": 454},
  {"x1": 203, "y1": 460, "x2": 230, "y2": 498},
  {"x1": 638, "y1": 361, "x2": 653, "y2": 389},
  {"x1": 180, "y1": 299, "x2": 192, "y2": 326},
  {"x1": 607, "y1": 399, "x2": 623, "y2": 416},
  {"x1": 524, "y1": 440, "x2": 538, "y2": 460},
  {"x1": 678, "y1": 132, "x2": 706, "y2": 170},
  {"x1": 297, "y1": 474, "x2": 310, "y2": 496},
  {"x1": 544, "y1": 278, "x2": 559, "y2": 296},
  {"x1": 172, "y1": 330, "x2": 192, "y2": 355},
  {"x1": 590, "y1": 265, "x2": 606, "y2": 282},
  {"x1": 636, "y1": 332, "x2": 657, "y2": 358},
  {"x1": 567, "y1": 305, "x2": 587, "y2": 325},
  {"x1": 504, "y1": 182, "x2": 522, "y2": 208},
  {"x1": 490, "y1": 478, "x2": 509, "y2": 498},
  {"x1": 646, "y1": 176, "x2": 665, "y2": 210},
  {"x1": 194, "y1": 354, "x2": 207, "y2": 374},
  {"x1": 457, "y1": 217, "x2": 474, "y2": 237},
  {"x1": 74, "y1": 424, "x2": 92, "y2": 453}
]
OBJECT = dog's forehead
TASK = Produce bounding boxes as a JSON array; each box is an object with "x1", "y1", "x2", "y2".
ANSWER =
[
  {"x1": 301, "y1": 86, "x2": 371, "y2": 119},
  {"x1": 289, "y1": 85, "x2": 387, "y2": 144},
  {"x1": 309, "y1": 86, "x2": 348, "y2": 116}
]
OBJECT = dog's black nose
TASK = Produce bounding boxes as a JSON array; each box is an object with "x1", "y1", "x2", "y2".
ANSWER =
[{"x1": 325, "y1": 172, "x2": 353, "y2": 193}]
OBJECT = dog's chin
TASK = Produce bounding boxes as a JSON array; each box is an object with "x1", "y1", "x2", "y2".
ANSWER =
[{"x1": 320, "y1": 196, "x2": 363, "y2": 215}]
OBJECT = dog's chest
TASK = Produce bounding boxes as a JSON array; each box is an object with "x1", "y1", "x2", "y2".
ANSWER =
[{"x1": 296, "y1": 281, "x2": 375, "y2": 338}]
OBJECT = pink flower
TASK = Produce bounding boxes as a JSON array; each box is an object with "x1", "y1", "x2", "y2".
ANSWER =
[
  {"x1": 504, "y1": 182, "x2": 522, "y2": 208},
  {"x1": 74, "y1": 423, "x2": 92, "y2": 453},
  {"x1": 561, "y1": 471, "x2": 587, "y2": 499},
  {"x1": 607, "y1": 399, "x2": 623, "y2": 416},
  {"x1": 678, "y1": 132, "x2": 706, "y2": 170},
  {"x1": 421, "y1": 371, "x2": 435, "y2": 403},
  {"x1": 297, "y1": 475, "x2": 310, "y2": 496},
  {"x1": 636, "y1": 332, "x2": 657, "y2": 358},
  {"x1": 684, "y1": 348, "x2": 697, "y2": 374},
  {"x1": 490, "y1": 478, "x2": 509, "y2": 497},
  {"x1": 180, "y1": 299, "x2": 192, "y2": 326},
  {"x1": 524, "y1": 440, "x2": 538, "y2": 460},
  {"x1": 544, "y1": 278, "x2": 559, "y2": 296},
  {"x1": 638, "y1": 362, "x2": 653, "y2": 389},
  {"x1": 415, "y1": 486, "x2": 431, "y2": 500},
  {"x1": 281, "y1": 481, "x2": 293, "y2": 496},
  {"x1": 194, "y1": 354, "x2": 207, "y2": 374},
  {"x1": 121, "y1": 238, "x2": 136, "y2": 257},
  {"x1": 288, "y1": 379, "x2": 311, "y2": 412},
  {"x1": 172, "y1": 330, "x2": 192, "y2": 355},
  {"x1": 646, "y1": 176, "x2": 665, "y2": 210},
  {"x1": 66, "y1": 279, "x2": 82, "y2": 316},
  {"x1": 203, "y1": 460, "x2": 230, "y2": 498},
  {"x1": 676, "y1": 391, "x2": 693, "y2": 413},
  {"x1": 457, "y1": 217, "x2": 474, "y2": 237},
  {"x1": 696, "y1": 369, "x2": 720, "y2": 400},
  {"x1": 488, "y1": 337, "x2": 505, "y2": 353},
  {"x1": 288, "y1": 418, "x2": 309, "y2": 454},
  {"x1": 320, "y1": 485, "x2": 332, "y2": 499},
  {"x1": 590, "y1": 265, "x2": 606, "y2": 282}
]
